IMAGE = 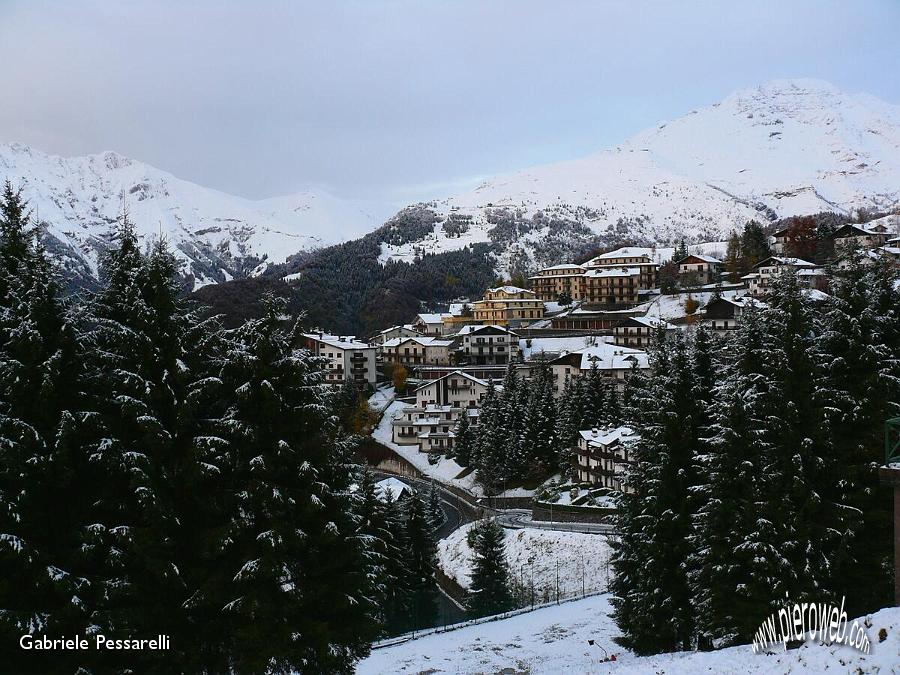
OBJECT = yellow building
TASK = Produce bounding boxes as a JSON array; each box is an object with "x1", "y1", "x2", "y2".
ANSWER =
[{"x1": 472, "y1": 286, "x2": 545, "y2": 327}]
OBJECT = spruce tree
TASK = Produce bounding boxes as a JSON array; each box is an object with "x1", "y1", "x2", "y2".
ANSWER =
[
  {"x1": 610, "y1": 332, "x2": 699, "y2": 654},
  {"x1": 401, "y1": 492, "x2": 438, "y2": 631},
  {"x1": 217, "y1": 294, "x2": 378, "y2": 673},
  {"x1": 467, "y1": 519, "x2": 513, "y2": 617},
  {"x1": 453, "y1": 410, "x2": 475, "y2": 467}
]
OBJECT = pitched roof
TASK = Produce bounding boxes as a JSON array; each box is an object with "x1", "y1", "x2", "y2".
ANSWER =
[
  {"x1": 414, "y1": 370, "x2": 489, "y2": 392},
  {"x1": 302, "y1": 332, "x2": 372, "y2": 350},
  {"x1": 676, "y1": 253, "x2": 722, "y2": 265}
]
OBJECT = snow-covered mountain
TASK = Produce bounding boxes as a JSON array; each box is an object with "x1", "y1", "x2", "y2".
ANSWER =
[
  {"x1": 379, "y1": 79, "x2": 900, "y2": 271},
  {"x1": 0, "y1": 142, "x2": 376, "y2": 288}
]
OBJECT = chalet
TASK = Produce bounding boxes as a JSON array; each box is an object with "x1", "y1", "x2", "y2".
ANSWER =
[
  {"x1": 301, "y1": 332, "x2": 378, "y2": 386},
  {"x1": 413, "y1": 313, "x2": 449, "y2": 336},
  {"x1": 440, "y1": 301, "x2": 479, "y2": 334},
  {"x1": 742, "y1": 257, "x2": 820, "y2": 297},
  {"x1": 770, "y1": 226, "x2": 793, "y2": 255},
  {"x1": 550, "y1": 305, "x2": 644, "y2": 330},
  {"x1": 391, "y1": 370, "x2": 490, "y2": 453},
  {"x1": 612, "y1": 316, "x2": 674, "y2": 348},
  {"x1": 369, "y1": 324, "x2": 421, "y2": 346},
  {"x1": 574, "y1": 426, "x2": 638, "y2": 491},
  {"x1": 832, "y1": 222, "x2": 893, "y2": 252},
  {"x1": 877, "y1": 244, "x2": 900, "y2": 264},
  {"x1": 379, "y1": 335, "x2": 454, "y2": 366},
  {"x1": 453, "y1": 324, "x2": 520, "y2": 365},
  {"x1": 473, "y1": 286, "x2": 545, "y2": 327},
  {"x1": 676, "y1": 254, "x2": 723, "y2": 286},
  {"x1": 700, "y1": 295, "x2": 766, "y2": 331}
]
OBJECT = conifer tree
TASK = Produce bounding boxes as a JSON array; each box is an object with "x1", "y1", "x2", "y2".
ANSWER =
[
  {"x1": 401, "y1": 492, "x2": 438, "y2": 631},
  {"x1": 217, "y1": 294, "x2": 378, "y2": 672},
  {"x1": 425, "y1": 481, "x2": 444, "y2": 535},
  {"x1": 453, "y1": 410, "x2": 476, "y2": 466},
  {"x1": 474, "y1": 380, "x2": 506, "y2": 491},
  {"x1": 467, "y1": 519, "x2": 513, "y2": 617},
  {"x1": 610, "y1": 332, "x2": 699, "y2": 654}
]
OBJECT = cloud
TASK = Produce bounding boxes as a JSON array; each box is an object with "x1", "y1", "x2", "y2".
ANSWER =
[{"x1": 1, "y1": 0, "x2": 898, "y2": 207}]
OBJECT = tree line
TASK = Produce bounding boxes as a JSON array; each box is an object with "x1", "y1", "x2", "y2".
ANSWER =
[
  {"x1": 0, "y1": 182, "x2": 386, "y2": 674},
  {"x1": 610, "y1": 261, "x2": 899, "y2": 654}
]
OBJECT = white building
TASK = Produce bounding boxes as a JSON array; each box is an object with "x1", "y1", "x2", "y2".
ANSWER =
[
  {"x1": 369, "y1": 324, "x2": 422, "y2": 346},
  {"x1": 547, "y1": 343, "x2": 649, "y2": 395},
  {"x1": 741, "y1": 257, "x2": 821, "y2": 297},
  {"x1": 301, "y1": 332, "x2": 378, "y2": 386},
  {"x1": 379, "y1": 335, "x2": 454, "y2": 366},
  {"x1": 453, "y1": 324, "x2": 521, "y2": 365},
  {"x1": 391, "y1": 370, "x2": 490, "y2": 453}
]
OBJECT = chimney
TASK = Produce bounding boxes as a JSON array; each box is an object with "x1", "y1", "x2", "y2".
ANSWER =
[{"x1": 591, "y1": 428, "x2": 598, "y2": 437}]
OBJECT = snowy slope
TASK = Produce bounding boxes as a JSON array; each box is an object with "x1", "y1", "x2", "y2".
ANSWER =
[
  {"x1": 438, "y1": 520, "x2": 612, "y2": 600},
  {"x1": 0, "y1": 143, "x2": 375, "y2": 288},
  {"x1": 379, "y1": 79, "x2": 900, "y2": 272},
  {"x1": 359, "y1": 594, "x2": 899, "y2": 674}
]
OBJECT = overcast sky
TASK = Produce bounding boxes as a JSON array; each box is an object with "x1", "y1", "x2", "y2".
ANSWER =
[{"x1": 1, "y1": 1, "x2": 898, "y2": 214}]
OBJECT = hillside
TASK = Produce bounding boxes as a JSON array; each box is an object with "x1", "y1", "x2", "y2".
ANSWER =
[
  {"x1": 377, "y1": 79, "x2": 900, "y2": 275},
  {"x1": 0, "y1": 142, "x2": 375, "y2": 289},
  {"x1": 358, "y1": 594, "x2": 899, "y2": 674}
]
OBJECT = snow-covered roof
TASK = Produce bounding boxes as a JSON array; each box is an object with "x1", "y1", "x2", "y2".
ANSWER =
[
  {"x1": 584, "y1": 266, "x2": 643, "y2": 278},
  {"x1": 416, "y1": 313, "x2": 449, "y2": 324},
  {"x1": 579, "y1": 425, "x2": 639, "y2": 447},
  {"x1": 618, "y1": 316, "x2": 674, "y2": 329},
  {"x1": 375, "y1": 477, "x2": 412, "y2": 502},
  {"x1": 677, "y1": 253, "x2": 722, "y2": 264},
  {"x1": 488, "y1": 285, "x2": 532, "y2": 294},
  {"x1": 588, "y1": 246, "x2": 675, "y2": 265},
  {"x1": 538, "y1": 263, "x2": 586, "y2": 271},
  {"x1": 303, "y1": 332, "x2": 372, "y2": 350},
  {"x1": 454, "y1": 324, "x2": 516, "y2": 336},
  {"x1": 553, "y1": 342, "x2": 649, "y2": 371},
  {"x1": 380, "y1": 336, "x2": 454, "y2": 348},
  {"x1": 414, "y1": 370, "x2": 489, "y2": 392},
  {"x1": 754, "y1": 256, "x2": 816, "y2": 268}
]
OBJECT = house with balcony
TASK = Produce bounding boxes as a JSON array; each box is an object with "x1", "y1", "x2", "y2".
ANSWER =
[
  {"x1": 300, "y1": 332, "x2": 378, "y2": 386},
  {"x1": 472, "y1": 286, "x2": 545, "y2": 327},
  {"x1": 369, "y1": 324, "x2": 422, "y2": 345},
  {"x1": 379, "y1": 335, "x2": 454, "y2": 366},
  {"x1": 528, "y1": 264, "x2": 587, "y2": 302},
  {"x1": 612, "y1": 316, "x2": 674, "y2": 348},
  {"x1": 831, "y1": 221, "x2": 894, "y2": 252},
  {"x1": 675, "y1": 253, "x2": 723, "y2": 286},
  {"x1": 700, "y1": 295, "x2": 767, "y2": 331},
  {"x1": 453, "y1": 324, "x2": 520, "y2": 365},
  {"x1": 741, "y1": 257, "x2": 822, "y2": 297},
  {"x1": 391, "y1": 370, "x2": 490, "y2": 453},
  {"x1": 574, "y1": 426, "x2": 638, "y2": 491}
]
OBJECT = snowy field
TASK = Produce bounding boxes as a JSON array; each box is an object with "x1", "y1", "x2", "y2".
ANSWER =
[
  {"x1": 367, "y1": 384, "x2": 395, "y2": 414},
  {"x1": 359, "y1": 594, "x2": 900, "y2": 674},
  {"x1": 438, "y1": 521, "x2": 613, "y2": 602}
]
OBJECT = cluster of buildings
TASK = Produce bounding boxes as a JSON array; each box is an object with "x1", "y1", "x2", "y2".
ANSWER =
[{"x1": 304, "y1": 217, "x2": 899, "y2": 492}]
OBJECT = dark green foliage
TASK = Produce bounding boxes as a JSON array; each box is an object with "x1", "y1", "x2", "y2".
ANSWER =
[
  {"x1": 400, "y1": 493, "x2": 438, "y2": 630},
  {"x1": 466, "y1": 519, "x2": 513, "y2": 617}
]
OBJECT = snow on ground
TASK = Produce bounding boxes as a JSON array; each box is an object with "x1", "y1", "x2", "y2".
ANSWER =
[
  {"x1": 518, "y1": 335, "x2": 607, "y2": 360},
  {"x1": 367, "y1": 384, "x2": 395, "y2": 414},
  {"x1": 359, "y1": 594, "x2": 900, "y2": 675},
  {"x1": 372, "y1": 400, "x2": 484, "y2": 496},
  {"x1": 439, "y1": 520, "x2": 612, "y2": 601}
]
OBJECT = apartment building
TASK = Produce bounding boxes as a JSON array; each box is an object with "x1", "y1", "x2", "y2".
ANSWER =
[
  {"x1": 300, "y1": 332, "x2": 378, "y2": 386},
  {"x1": 574, "y1": 426, "x2": 638, "y2": 491},
  {"x1": 369, "y1": 324, "x2": 422, "y2": 346},
  {"x1": 528, "y1": 264, "x2": 586, "y2": 302},
  {"x1": 832, "y1": 222, "x2": 893, "y2": 252},
  {"x1": 582, "y1": 267, "x2": 643, "y2": 306},
  {"x1": 379, "y1": 335, "x2": 454, "y2": 366},
  {"x1": 391, "y1": 370, "x2": 489, "y2": 453},
  {"x1": 454, "y1": 324, "x2": 520, "y2": 365},
  {"x1": 612, "y1": 316, "x2": 674, "y2": 348},
  {"x1": 472, "y1": 286, "x2": 545, "y2": 327}
]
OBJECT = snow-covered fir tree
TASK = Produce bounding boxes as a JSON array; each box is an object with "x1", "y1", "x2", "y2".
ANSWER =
[{"x1": 466, "y1": 519, "x2": 513, "y2": 618}]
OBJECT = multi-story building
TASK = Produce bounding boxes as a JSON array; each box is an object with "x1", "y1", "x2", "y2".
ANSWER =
[
  {"x1": 582, "y1": 267, "x2": 643, "y2": 306},
  {"x1": 413, "y1": 313, "x2": 448, "y2": 336},
  {"x1": 528, "y1": 264, "x2": 587, "y2": 302},
  {"x1": 454, "y1": 324, "x2": 520, "y2": 365},
  {"x1": 379, "y1": 335, "x2": 454, "y2": 366},
  {"x1": 547, "y1": 342, "x2": 649, "y2": 395},
  {"x1": 676, "y1": 254, "x2": 723, "y2": 286},
  {"x1": 391, "y1": 370, "x2": 490, "y2": 453},
  {"x1": 574, "y1": 426, "x2": 638, "y2": 491},
  {"x1": 742, "y1": 257, "x2": 821, "y2": 297},
  {"x1": 612, "y1": 316, "x2": 673, "y2": 348},
  {"x1": 301, "y1": 332, "x2": 378, "y2": 386},
  {"x1": 472, "y1": 286, "x2": 545, "y2": 327}
]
